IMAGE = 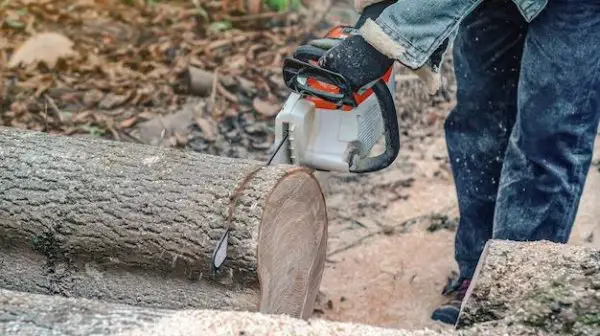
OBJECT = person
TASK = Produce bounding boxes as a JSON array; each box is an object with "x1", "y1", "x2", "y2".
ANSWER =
[{"x1": 312, "y1": 0, "x2": 600, "y2": 326}]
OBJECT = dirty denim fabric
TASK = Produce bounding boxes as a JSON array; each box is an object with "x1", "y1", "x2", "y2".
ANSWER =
[
  {"x1": 363, "y1": 0, "x2": 547, "y2": 73},
  {"x1": 446, "y1": 0, "x2": 600, "y2": 280}
]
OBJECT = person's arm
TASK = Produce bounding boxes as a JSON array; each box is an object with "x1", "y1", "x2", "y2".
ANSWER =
[{"x1": 321, "y1": 0, "x2": 485, "y2": 94}]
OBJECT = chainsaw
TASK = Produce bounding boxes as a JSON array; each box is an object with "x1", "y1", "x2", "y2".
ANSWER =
[
  {"x1": 211, "y1": 2, "x2": 399, "y2": 274},
  {"x1": 267, "y1": 1, "x2": 399, "y2": 173}
]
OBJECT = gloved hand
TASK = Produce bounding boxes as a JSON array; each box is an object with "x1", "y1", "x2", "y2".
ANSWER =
[
  {"x1": 317, "y1": 25, "x2": 441, "y2": 95},
  {"x1": 317, "y1": 34, "x2": 394, "y2": 91}
]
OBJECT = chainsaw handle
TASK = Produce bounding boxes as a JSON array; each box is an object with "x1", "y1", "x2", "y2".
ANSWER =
[
  {"x1": 282, "y1": 57, "x2": 358, "y2": 107},
  {"x1": 293, "y1": 45, "x2": 326, "y2": 63},
  {"x1": 349, "y1": 79, "x2": 400, "y2": 173}
]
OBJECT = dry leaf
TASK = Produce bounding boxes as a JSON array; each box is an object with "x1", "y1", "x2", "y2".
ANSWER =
[
  {"x1": 195, "y1": 117, "x2": 218, "y2": 141},
  {"x1": 136, "y1": 108, "x2": 194, "y2": 146},
  {"x1": 99, "y1": 93, "x2": 131, "y2": 109},
  {"x1": 83, "y1": 89, "x2": 105, "y2": 107},
  {"x1": 8, "y1": 32, "x2": 77, "y2": 69},
  {"x1": 252, "y1": 97, "x2": 281, "y2": 118},
  {"x1": 120, "y1": 116, "x2": 138, "y2": 128}
]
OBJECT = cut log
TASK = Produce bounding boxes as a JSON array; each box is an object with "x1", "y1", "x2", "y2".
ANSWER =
[
  {"x1": 0, "y1": 126, "x2": 328, "y2": 319},
  {"x1": 0, "y1": 288, "x2": 441, "y2": 336},
  {"x1": 0, "y1": 287, "x2": 563, "y2": 336},
  {"x1": 458, "y1": 239, "x2": 600, "y2": 335}
]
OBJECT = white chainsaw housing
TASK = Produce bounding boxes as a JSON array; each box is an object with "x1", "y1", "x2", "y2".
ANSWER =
[{"x1": 270, "y1": 71, "x2": 396, "y2": 172}]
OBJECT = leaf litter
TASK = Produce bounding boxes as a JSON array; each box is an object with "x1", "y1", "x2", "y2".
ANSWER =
[{"x1": 0, "y1": 0, "x2": 331, "y2": 159}]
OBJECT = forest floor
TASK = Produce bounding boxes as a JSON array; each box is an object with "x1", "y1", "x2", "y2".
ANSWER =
[{"x1": 2, "y1": 0, "x2": 600, "y2": 333}]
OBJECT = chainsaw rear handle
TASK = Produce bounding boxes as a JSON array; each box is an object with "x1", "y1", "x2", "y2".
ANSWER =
[
  {"x1": 349, "y1": 79, "x2": 399, "y2": 173},
  {"x1": 282, "y1": 57, "x2": 358, "y2": 107},
  {"x1": 342, "y1": 0, "x2": 401, "y2": 173}
]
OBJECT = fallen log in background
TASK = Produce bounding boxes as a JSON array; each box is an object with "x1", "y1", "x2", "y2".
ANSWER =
[
  {"x1": 458, "y1": 239, "x2": 600, "y2": 335},
  {"x1": 0, "y1": 126, "x2": 328, "y2": 319}
]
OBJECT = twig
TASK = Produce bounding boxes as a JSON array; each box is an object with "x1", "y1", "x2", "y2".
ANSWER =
[
  {"x1": 43, "y1": 94, "x2": 63, "y2": 123},
  {"x1": 43, "y1": 102, "x2": 48, "y2": 132},
  {"x1": 119, "y1": 129, "x2": 145, "y2": 144},
  {"x1": 326, "y1": 206, "x2": 456, "y2": 258},
  {"x1": 217, "y1": 83, "x2": 238, "y2": 103},
  {"x1": 207, "y1": 68, "x2": 220, "y2": 116},
  {"x1": 326, "y1": 231, "x2": 380, "y2": 257}
]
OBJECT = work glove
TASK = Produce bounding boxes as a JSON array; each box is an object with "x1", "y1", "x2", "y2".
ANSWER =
[
  {"x1": 317, "y1": 27, "x2": 441, "y2": 95},
  {"x1": 317, "y1": 34, "x2": 394, "y2": 92}
]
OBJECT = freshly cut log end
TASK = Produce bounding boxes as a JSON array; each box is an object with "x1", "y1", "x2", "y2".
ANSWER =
[
  {"x1": 0, "y1": 126, "x2": 328, "y2": 319},
  {"x1": 257, "y1": 169, "x2": 328, "y2": 319},
  {"x1": 458, "y1": 239, "x2": 600, "y2": 335}
]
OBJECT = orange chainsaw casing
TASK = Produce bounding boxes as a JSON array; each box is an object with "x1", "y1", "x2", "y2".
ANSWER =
[{"x1": 304, "y1": 26, "x2": 394, "y2": 112}]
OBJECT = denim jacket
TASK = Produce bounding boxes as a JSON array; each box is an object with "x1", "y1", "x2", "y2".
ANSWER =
[{"x1": 357, "y1": 0, "x2": 548, "y2": 93}]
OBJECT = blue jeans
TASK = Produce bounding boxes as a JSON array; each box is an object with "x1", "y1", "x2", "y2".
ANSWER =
[{"x1": 446, "y1": 0, "x2": 600, "y2": 279}]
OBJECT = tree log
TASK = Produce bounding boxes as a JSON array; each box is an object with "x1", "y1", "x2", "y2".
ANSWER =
[
  {"x1": 458, "y1": 239, "x2": 600, "y2": 335},
  {"x1": 0, "y1": 288, "x2": 442, "y2": 336},
  {"x1": 0, "y1": 287, "x2": 565, "y2": 336},
  {"x1": 0, "y1": 126, "x2": 328, "y2": 319}
]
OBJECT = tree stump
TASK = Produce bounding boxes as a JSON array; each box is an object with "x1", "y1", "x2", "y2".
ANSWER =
[
  {"x1": 0, "y1": 126, "x2": 328, "y2": 319},
  {"x1": 458, "y1": 239, "x2": 600, "y2": 335}
]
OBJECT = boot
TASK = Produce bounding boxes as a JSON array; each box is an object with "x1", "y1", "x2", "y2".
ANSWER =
[{"x1": 431, "y1": 278, "x2": 471, "y2": 325}]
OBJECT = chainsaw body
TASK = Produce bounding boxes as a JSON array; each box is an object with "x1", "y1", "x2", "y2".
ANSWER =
[{"x1": 270, "y1": 23, "x2": 400, "y2": 173}]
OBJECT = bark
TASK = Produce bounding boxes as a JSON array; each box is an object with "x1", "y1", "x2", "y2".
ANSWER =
[
  {"x1": 0, "y1": 287, "x2": 565, "y2": 336},
  {"x1": 0, "y1": 126, "x2": 328, "y2": 319},
  {"x1": 0, "y1": 288, "x2": 438, "y2": 336},
  {"x1": 458, "y1": 239, "x2": 600, "y2": 335}
]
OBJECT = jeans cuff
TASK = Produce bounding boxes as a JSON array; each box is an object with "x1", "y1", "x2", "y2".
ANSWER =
[{"x1": 458, "y1": 262, "x2": 477, "y2": 280}]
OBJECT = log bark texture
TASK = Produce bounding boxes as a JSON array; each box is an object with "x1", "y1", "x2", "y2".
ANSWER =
[
  {"x1": 0, "y1": 126, "x2": 328, "y2": 319},
  {"x1": 0, "y1": 288, "x2": 440, "y2": 336},
  {"x1": 0, "y1": 287, "x2": 567, "y2": 336},
  {"x1": 458, "y1": 239, "x2": 600, "y2": 335}
]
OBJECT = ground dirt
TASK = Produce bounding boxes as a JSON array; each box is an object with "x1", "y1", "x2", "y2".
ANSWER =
[
  {"x1": 314, "y1": 130, "x2": 600, "y2": 332},
  {"x1": 2, "y1": 0, "x2": 600, "y2": 333}
]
